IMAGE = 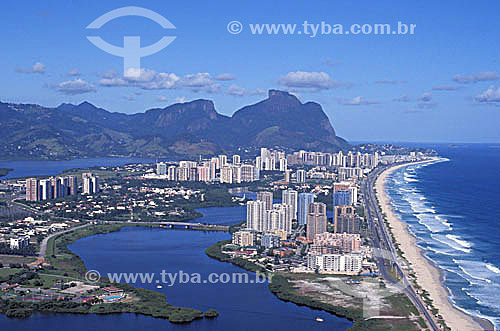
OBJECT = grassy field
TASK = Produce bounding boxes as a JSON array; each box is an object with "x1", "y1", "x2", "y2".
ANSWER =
[
  {"x1": 0, "y1": 267, "x2": 20, "y2": 280},
  {"x1": 0, "y1": 254, "x2": 36, "y2": 265}
]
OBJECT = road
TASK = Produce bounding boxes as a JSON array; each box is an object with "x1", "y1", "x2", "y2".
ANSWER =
[
  {"x1": 38, "y1": 223, "x2": 91, "y2": 258},
  {"x1": 362, "y1": 165, "x2": 440, "y2": 331}
]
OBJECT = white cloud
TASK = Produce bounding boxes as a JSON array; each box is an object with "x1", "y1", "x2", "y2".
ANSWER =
[
  {"x1": 375, "y1": 79, "x2": 406, "y2": 85},
  {"x1": 453, "y1": 72, "x2": 500, "y2": 84},
  {"x1": 393, "y1": 94, "x2": 410, "y2": 102},
  {"x1": 175, "y1": 97, "x2": 186, "y2": 103},
  {"x1": 321, "y1": 58, "x2": 341, "y2": 66},
  {"x1": 227, "y1": 84, "x2": 245, "y2": 96},
  {"x1": 215, "y1": 73, "x2": 236, "y2": 81},
  {"x1": 67, "y1": 69, "x2": 81, "y2": 77},
  {"x1": 102, "y1": 70, "x2": 119, "y2": 79},
  {"x1": 278, "y1": 71, "x2": 341, "y2": 90},
  {"x1": 420, "y1": 92, "x2": 433, "y2": 102},
  {"x1": 417, "y1": 92, "x2": 437, "y2": 108},
  {"x1": 181, "y1": 72, "x2": 219, "y2": 92},
  {"x1": 338, "y1": 96, "x2": 379, "y2": 106},
  {"x1": 54, "y1": 79, "x2": 96, "y2": 95},
  {"x1": 156, "y1": 96, "x2": 168, "y2": 102},
  {"x1": 16, "y1": 61, "x2": 46, "y2": 74},
  {"x1": 99, "y1": 69, "x2": 219, "y2": 92},
  {"x1": 475, "y1": 85, "x2": 500, "y2": 103},
  {"x1": 226, "y1": 84, "x2": 266, "y2": 97},
  {"x1": 432, "y1": 85, "x2": 460, "y2": 91},
  {"x1": 417, "y1": 102, "x2": 437, "y2": 109}
]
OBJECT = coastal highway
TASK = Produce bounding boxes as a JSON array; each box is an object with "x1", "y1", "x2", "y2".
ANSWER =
[
  {"x1": 38, "y1": 223, "x2": 91, "y2": 258},
  {"x1": 362, "y1": 165, "x2": 440, "y2": 331}
]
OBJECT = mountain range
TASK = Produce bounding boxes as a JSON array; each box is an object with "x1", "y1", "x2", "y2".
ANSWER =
[{"x1": 0, "y1": 90, "x2": 349, "y2": 160}]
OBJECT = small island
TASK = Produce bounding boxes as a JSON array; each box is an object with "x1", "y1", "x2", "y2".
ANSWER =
[
  {"x1": 0, "y1": 168, "x2": 13, "y2": 178},
  {"x1": 204, "y1": 309, "x2": 219, "y2": 318}
]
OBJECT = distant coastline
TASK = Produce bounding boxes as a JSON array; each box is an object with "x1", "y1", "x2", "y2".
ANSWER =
[{"x1": 375, "y1": 160, "x2": 493, "y2": 331}]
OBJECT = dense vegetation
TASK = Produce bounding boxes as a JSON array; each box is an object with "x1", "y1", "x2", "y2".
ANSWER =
[{"x1": 0, "y1": 224, "x2": 211, "y2": 323}]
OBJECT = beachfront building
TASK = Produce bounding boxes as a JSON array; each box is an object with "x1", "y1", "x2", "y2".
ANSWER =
[
  {"x1": 307, "y1": 253, "x2": 362, "y2": 274},
  {"x1": 313, "y1": 232, "x2": 361, "y2": 252}
]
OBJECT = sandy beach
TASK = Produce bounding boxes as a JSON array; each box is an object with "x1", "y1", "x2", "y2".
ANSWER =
[{"x1": 375, "y1": 159, "x2": 488, "y2": 331}]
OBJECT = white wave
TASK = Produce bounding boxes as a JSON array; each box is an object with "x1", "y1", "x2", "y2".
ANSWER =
[
  {"x1": 486, "y1": 263, "x2": 500, "y2": 274},
  {"x1": 446, "y1": 234, "x2": 472, "y2": 249},
  {"x1": 427, "y1": 246, "x2": 456, "y2": 256},
  {"x1": 415, "y1": 214, "x2": 450, "y2": 233},
  {"x1": 453, "y1": 259, "x2": 500, "y2": 284},
  {"x1": 435, "y1": 215, "x2": 453, "y2": 230},
  {"x1": 431, "y1": 234, "x2": 471, "y2": 253},
  {"x1": 419, "y1": 196, "x2": 426, "y2": 200},
  {"x1": 456, "y1": 264, "x2": 492, "y2": 284}
]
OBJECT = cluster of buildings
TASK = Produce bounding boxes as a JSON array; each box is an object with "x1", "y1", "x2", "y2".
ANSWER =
[
  {"x1": 151, "y1": 148, "x2": 382, "y2": 186},
  {"x1": 229, "y1": 172, "x2": 365, "y2": 274},
  {"x1": 25, "y1": 172, "x2": 99, "y2": 202},
  {"x1": 0, "y1": 216, "x2": 78, "y2": 251},
  {"x1": 286, "y1": 150, "x2": 380, "y2": 169},
  {"x1": 154, "y1": 155, "x2": 260, "y2": 183},
  {"x1": 257, "y1": 148, "x2": 381, "y2": 184},
  {"x1": 26, "y1": 176, "x2": 77, "y2": 201}
]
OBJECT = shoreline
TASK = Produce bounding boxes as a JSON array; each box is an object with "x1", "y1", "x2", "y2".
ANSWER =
[{"x1": 375, "y1": 159, "x2": 492, "y2": 331}]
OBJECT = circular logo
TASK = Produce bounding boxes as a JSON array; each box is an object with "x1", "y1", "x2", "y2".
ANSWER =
[
  {"x1": 227, "y1": 21, "x2": 243, "y2": 34},
  {"x1": 85, "y1": 269, "x2": 101, "y2": 283}
]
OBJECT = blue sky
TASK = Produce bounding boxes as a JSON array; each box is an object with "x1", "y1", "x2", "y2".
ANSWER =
[{"x1": 1, "y1": 0, "x2": 500, "y2": 143}]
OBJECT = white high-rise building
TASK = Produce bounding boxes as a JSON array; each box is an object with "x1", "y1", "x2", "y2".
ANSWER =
[
  {"x1": 296, "y1": 169, "x2": 306, "y2": 183},
  {"x1": 240, "y1": 164, "x2": 259, "y2": 182},
  {"x1": 40, "y1": 179, "x2": 53, "y2": 200},
  {"x1": 255, "y1": 156, "x2": 262, "y2": 171},
  {"x1": 220, "y1": 166, "x2": 233, "y2": 184},
  {"x1": 257, "y1": 191, "x2": 273, "y2": 211},
  {"x1": 232, "y1": 154, "x2": 240, "y2": 165},
  {"x1": 167, "y1": 165, "x2": 176, "y2": 180},
  {"x1": 82, "y1": 173, "x2": 99, "y2": 194},
  {"x1": 246, "y1": 200, "x2": 266, "y2": 232},
  {"x1": 279, "y1": 158, "x2": 287, "y2": 172},
  {"x1": 282, "y1": 189, "x2": 298, "y2": 220},
  {"x1": 349, "y1": 186, "x2": 358, "y2": 204},
  {"x1": 156, "y1": 163, "x2": 167, "y2": 175},
  {"x1": 307, "y1": 253, "x2": 362, "y2": 274},
  {"x1": 267, "y1": 203, "x2": 292, "y2": 233},
  {"x1": 209, "y1": 159, "x2": 217, "y2": 179},
  {"x1": 211, "y1": 157, "x2": 220, "y2": 170},
  {"x1": 232, "y1": 165, "x2": 242, "y2": 184},
  {"x1": 219, "y1": 155, "x2": 228, "y2": 168},
  {"x1": 197, "y1": 166, "x2": 211, "y2": 182}
]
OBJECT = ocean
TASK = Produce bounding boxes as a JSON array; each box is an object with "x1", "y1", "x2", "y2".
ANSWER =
[{"x1": 385, "y1": 143, "x2": 500, "y2": 328}]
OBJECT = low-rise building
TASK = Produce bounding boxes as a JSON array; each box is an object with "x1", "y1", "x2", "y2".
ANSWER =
[
  {"x1": 307, "y1": 253, "x2": 362, "y2": 274},
  {"x1": 261, "y1": 233, "x2": 281, "y2": 249},
  {"x1": 232, "y1": 230, "x2": 255, "y2": 247}
]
